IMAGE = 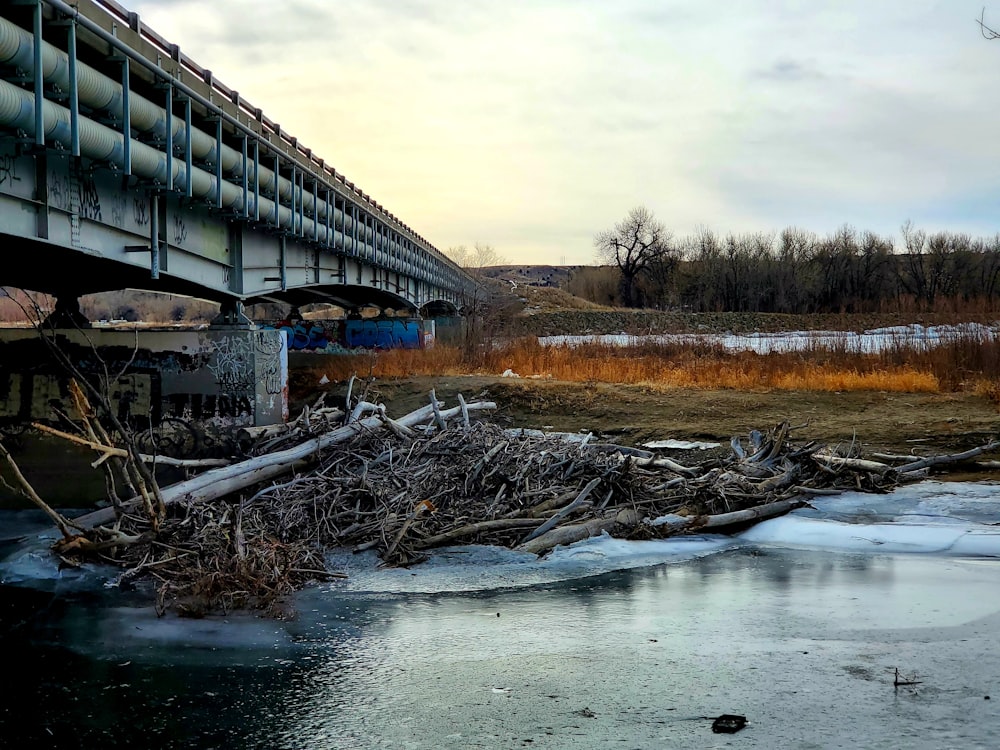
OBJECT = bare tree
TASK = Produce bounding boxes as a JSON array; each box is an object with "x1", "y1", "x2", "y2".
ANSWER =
[
  {"x1": 445, "y1": 245, "x2": 471, "y2": 267},
  {"x1": 594, "y1": 206, "x2": 671, "y2": 308},
  {"x1": 900, "y1": 220, "x2": 929, "y2": 308},
  {"x1": 470, "y1": 242, "x2": 506, "y2": 268},
  {"x1": 639, "y1": 243, "x2": 681, "y2": 309},
  {"x1": 445, "y1": 243, "x2": 507, "y2": 270}
]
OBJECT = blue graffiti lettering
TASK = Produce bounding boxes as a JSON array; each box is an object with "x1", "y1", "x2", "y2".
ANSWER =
[
  {"x1": 343, "y1": 319, "x2": 421, "y2": 349},
  {"x1": 268, "y1": 320, "x2": 330, "y2": 351},
  {"x1": 263, "y1": 318, "x2": 423, "y2": 351}
]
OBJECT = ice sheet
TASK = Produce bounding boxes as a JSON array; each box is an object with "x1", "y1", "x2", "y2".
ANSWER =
[
  {"x1": 325, "y1": 535, "x2": 738, "y2": 594},
  {"x1": 1, "y1": 482, "x2": 997, "y2": 601},
  {"x1": 540, "y1": 322, "x2": 999, "y2": 354},
  {"x1": 737, "y1": 515, "x2": 1000, "y2": 555}
]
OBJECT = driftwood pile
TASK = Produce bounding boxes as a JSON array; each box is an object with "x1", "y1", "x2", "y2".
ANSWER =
[{"x1": 15, "y1": 389, "x2": 995, "y2": 616}]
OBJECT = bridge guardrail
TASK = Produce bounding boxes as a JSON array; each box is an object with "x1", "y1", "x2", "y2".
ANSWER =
[
  {"x1": 64, "y1": 0, "x2": 468, "y2": 281},
  {"x1": 2, "y1": 0, "x2": 479, "y2": 300}
]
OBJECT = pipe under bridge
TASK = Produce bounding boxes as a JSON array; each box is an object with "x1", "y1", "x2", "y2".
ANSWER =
[{"x1": 0, "y1": 0, "x2": 476, "y2": 321}]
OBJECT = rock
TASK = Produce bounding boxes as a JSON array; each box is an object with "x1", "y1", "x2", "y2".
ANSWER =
[{"x1": 712, "y1": 714, "x2": 748, "y2": 734}]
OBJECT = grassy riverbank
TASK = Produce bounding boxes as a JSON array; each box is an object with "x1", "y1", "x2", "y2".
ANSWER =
[{"x1": 292, "y1": 328, "x2": 1000, "y2": 398}]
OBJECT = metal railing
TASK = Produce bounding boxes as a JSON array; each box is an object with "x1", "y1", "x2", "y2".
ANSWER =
[{"x1": 4, "y1": 0, "x2": 475, "y2": 298}]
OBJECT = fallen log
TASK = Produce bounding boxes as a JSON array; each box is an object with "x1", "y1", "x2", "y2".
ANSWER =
[
  {"x1": 633, "y1": 455, "x2": 698, "y2": 476},
  {"x1": 895, "y1": 441, "x2": 1000, "y2": 474},
  {"x1": 527, "y1": 488, "x2": 581, "y2": 517},
  {"x1": 414, "y1": 518, "x2": 544, "y2": 549},
  {"x1": 33, "y1": 422, "x2": 231, "y2": 469},
  {"x1": 647, "y1": 497, "x2": 806, "y2": 535},
  {"x1": 503, "y1": 428, "x2": 592, "y2": 443},
  {"x1": 516, "y1": 508, "x2": 640, "y2": 556},
  {"x1": 813, "y1": 452, "x2": 892, "y2": 474},
  {"x1": 384, "y1": 498, "x2": 435, "y2": 563},
  {"x1": 520, "y1": 477, "x2": 601, "y2": 544}
]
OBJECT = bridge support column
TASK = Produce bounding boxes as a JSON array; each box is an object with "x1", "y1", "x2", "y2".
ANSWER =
[
  {"x1": 0, "y1": 326, "x2": 288, "y2": 428},
  {"x1": 210, "y1": 299, "x2": 254, "y2": 328},
  {"x1": 42, "y1": 295, "x2": 90, "y2": 329}
]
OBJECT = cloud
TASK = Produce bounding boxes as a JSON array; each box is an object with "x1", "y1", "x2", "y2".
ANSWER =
[
  {"x1": 128, "y1": 0, "x2": 1000, "y2": 264},
  {"x1": 753, "y1": 59, "x2": 826, "y2": 82}
]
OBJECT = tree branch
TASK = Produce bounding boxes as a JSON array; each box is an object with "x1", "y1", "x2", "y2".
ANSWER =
[{"x1": 979, "y1": 8, "x2": 1000, "y2": 39}]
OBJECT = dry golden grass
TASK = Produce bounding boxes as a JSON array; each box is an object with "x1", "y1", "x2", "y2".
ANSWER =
[
  {"x1": 517, "y1": 285, "x2": 611, "y2": 312},
  {"x1": 295, "y1": 330, "x2": 1000, "y2": 395}
]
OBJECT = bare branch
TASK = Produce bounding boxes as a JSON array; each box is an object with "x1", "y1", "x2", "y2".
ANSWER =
[{"x1": 979, "y1": 8, "x2": 1000, "y2": 39}]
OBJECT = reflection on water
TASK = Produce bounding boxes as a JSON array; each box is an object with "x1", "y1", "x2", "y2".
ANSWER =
[{"x1": 3, "y1": 548, "x2": 999, "y2": 749}]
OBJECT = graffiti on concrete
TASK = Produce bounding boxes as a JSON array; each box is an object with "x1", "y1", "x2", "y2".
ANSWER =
[
  {"x1": 0, "y1": 154, "x2": 20, "y2": 189},
  {"x1": 0, "y1": 330, "x2": 286, "y2": 436},
  {"x1": 343, "y1": 318, "x2": 421, "y2": 349},
  {"x1": 208, "y1": 335, "x2": 256, "y2": 392},
  {"x1": 266, "y1": 317, "x2": 423, "y2": 351},
  {"x1": 134, "y1": 415, "x2": 236, "y2": 459},
  {"x1": 133, "y1": 196, "x2": 149, "y2": 226},
  {"x1": 163, "y1": 392, "x2": 254, "y2": 424},
  {"x1": 78, "y1": 175, "x2": 102, "y2": 221},
  {"x1": 110, "y1": 192, "x2": 128, "y2": 228},
  {"x1": 0, "y1": 370, "x2": 154, "y2": 426},
  {"x1": 173, "y1": 213, "x2": 188, "y2": 245},
  {"x1": 109, "y1": 373, "x2": 152, "y2": 423},
  {"x1": 254, "y1": 330, "x2": 285, "y2": 395},
  {"x1": 275, "y1": 318, "x2": 330, "y2": 351},
  {"x1": 48, "y1": 172, "x2": 69, "y2": 211}
]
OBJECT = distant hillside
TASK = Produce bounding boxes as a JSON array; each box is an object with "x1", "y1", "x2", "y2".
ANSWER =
[
  {"x1": 474, "y1": 266, "x2": 609, "y2": 313},
  {"x1": 477, "y1": 265, "x2": 579, "y2": 289}
]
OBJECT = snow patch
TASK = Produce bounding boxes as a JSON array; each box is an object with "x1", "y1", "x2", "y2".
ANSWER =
[
  {"x1": 641, "y1": 439, "x2": 722, "y2": 450},
  {"x1": 737, "y1": 515, "x2": 1000, "y2": 555},
  {"x1": 541, "y1": 323, "x2": 999, "y2": 354}
]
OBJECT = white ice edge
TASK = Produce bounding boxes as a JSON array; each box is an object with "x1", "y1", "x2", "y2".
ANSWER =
[
  {"x1": 737, "y1": 515, "x2": 1000, "y2": 555},
  {"x1": 540, "y1": 322, "x2": 1000, "y2": 354},
  {"x1": 2, "y1": 482, "x2": 998, "y2": 598}
]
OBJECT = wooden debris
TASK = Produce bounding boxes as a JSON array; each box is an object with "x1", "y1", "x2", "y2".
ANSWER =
[
  {"x1": 45, "y1": 396, "x2": 997, "y2": 617},
  {"x1": 33, "y1": 422, "x2": 231, "y2": 469},
  {"x1": 0, "y1": 439, "x2": 81, "y2": 540},
  {"x1": 893, "y1": 668, "x2": 923, "y2": 688}
]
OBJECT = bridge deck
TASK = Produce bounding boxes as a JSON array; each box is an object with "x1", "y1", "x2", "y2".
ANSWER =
[{"x1": 0, "y1": 0, "x2": 474, "y2": 314}]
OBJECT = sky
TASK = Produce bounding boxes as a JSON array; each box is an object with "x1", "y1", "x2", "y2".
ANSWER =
[{"x1": 130, "y1": 0, "x2": 1000, "y2": 265}]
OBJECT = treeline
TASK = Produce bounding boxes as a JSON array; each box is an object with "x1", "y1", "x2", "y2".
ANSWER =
[{"x1": 572, "y1": 224, "x2": 1000, "y2": 314}]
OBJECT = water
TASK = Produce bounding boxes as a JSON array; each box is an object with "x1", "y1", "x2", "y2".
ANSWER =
[{"x1": 2, "y1": 482, "x2": 999, "y2": 749}]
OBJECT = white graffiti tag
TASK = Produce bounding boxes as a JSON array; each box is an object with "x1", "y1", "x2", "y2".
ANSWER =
[
  {"x1": 207, "y1": 335, "x2": 255, "y2": 391},
  {"x1": 254, "y1": 331, "x2": 284, "y2": 395}
]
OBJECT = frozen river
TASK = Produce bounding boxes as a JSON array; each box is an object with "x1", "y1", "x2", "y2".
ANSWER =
[
  {"x1": 540, "y1": 322, "x2": 999, "y2": 354},
  {"x1": 1, "y1": 480, "x2": 998, "y2": 749}
]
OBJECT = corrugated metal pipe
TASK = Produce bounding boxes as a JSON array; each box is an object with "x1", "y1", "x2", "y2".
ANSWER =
[
  {"x1": 0, "y1": 15, "x2": 368, "y2": 240},
  {"x1": 0, "y1": 76, "x2": 346, "y2": 244}
]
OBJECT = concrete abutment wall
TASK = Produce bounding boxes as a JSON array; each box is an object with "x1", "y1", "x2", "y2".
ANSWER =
[{"x1": 0, "y1": 327, "x2": 288, "y2": 429}]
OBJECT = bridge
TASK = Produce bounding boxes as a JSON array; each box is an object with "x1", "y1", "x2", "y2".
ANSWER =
[{"x1": 0, "y1": 0, "x2": 476, "y2": 322}]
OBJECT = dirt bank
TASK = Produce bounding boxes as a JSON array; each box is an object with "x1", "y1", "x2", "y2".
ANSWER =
[{"x1": 295, "y1": 374, "x2": 1000, "y2": 460}]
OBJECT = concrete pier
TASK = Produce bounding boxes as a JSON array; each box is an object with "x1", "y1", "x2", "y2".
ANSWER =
[{"x1": 0, "y1": 327, "x2": 288, "y2": 429}]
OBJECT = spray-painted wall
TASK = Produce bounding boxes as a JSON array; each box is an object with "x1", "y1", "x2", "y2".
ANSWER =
[
  {"x1": 342, "y1": 318, "x2": 422, "y2": 349},
  {"x1": 265, "y1": 317, "x2": 425, "y2": 351},
  {"x1": 0, "y1": 327, "x2": 287, "y2": 429}
]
